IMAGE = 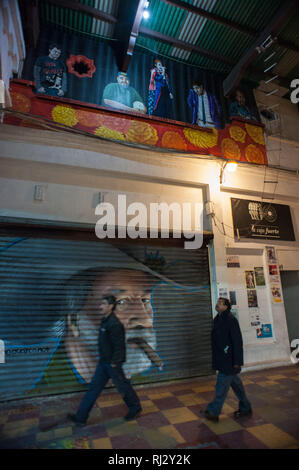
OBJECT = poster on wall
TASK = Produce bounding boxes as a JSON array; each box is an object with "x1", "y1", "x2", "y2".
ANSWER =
[
  {"x1": 269, "y1": 264, "x2": 278, "y2": 276},
  {"x1": 271, "y1": 285, "x2": 283, "y2": 303},
  {"x1": 0, "y1": 237, "x2": 212, "y2": 400},
  {"x1": 266, "y1": 246, "x2": 277, "y2": 264},
  {"x1": 254, "y1": 267, "x2": 266, "y2": 286},
  {"x1": 257, "y1": 324, "x2": 273, "y2": 338},
  {"x1": 22, "y1": 24, "x2": 262, "y2": 128},
  {"x1": 245, "y1": 270, "x2": 256, "y2": 289},
  {"x1": 102, "y1": 71, "x2": 147, "y2": 115},
  {"x1": 231, "y1": 198, "x2": 295, "y2": 241},
  {"x1": 231, "y1": 309, "x2": 239, "y2": 321},
  {"x1": 247, "y1": 289, "x2": 258, "y2": 308}
]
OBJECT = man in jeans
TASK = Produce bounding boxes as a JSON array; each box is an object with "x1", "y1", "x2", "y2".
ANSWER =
[
  {"x1": 200, "y1": 297, "x2": 252, "y2": 422},
  {"x1": 68, "y1": 295, "x2": 141, "y2": 426}
]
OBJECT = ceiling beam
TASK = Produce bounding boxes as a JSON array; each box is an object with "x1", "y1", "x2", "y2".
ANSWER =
[
  {"x1": 113, "y1": 0, "x2": 148, "y2": 72},
  {"x1": 19, "y1": 0, "x2": 40, "y2": 48},
  {"x1": 139, "y1": 26, "x2": 236, "y2": 65},
  {"x1": 44, "y1": 0, "x2": 117, "y2": 24},
  {"x1": 160, "y1": 0, "x2": 299, "y2": 54},
  {"x1": 223, "y1": 0, "x2": 298, "y2": 96}
]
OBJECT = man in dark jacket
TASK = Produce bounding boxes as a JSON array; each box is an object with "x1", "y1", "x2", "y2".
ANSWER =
[
  {"x1": 200, "y1": 297, "x2": 252, "y2": 422},
  {"x1": 68, "y1": 295, "x2": 141, "y2": 426}
]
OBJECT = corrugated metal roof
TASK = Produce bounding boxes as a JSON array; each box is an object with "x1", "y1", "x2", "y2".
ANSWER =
[
  {"x1": 171, "y1": 0, "x2": 217, "y2": 61},
  {"x1": 40, "y1": 0, "x2": 119, "y2": 39}
]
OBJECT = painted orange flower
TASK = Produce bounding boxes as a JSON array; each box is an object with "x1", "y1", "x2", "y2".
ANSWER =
[
  {"x1": 52, "y1": 105, "x2": 78, "y2": 127},
  {"x1": 183, "y1": 127, "x2": 218, "y2": 148},
  {"x1": 161, "y1": 131, "x2": 187, "y2": 151},
  {"x1": 245, "y1": 124, "x2": 265, "y2": 145},
  {"x1": 94, "y1": 126, "x2": 125, "y2": 141},
  {"x1": 10, "y1": 92, "x2": 31, "y2": 113},
  {"x1": 75, "y1": 109, "x2": 104, "y2": 128},
  {"x1": 245, "y1": 144, "x2": 265, "y2": 164},
  {"x1": 229, "y1": 125, "x2": 246, "y2": 143},
  {"x1": 221, "y1": 138, "x2": 241, "y2": 160},
  {"x1": 126, "y1": 121, "x2": 158, "y2": 146}
]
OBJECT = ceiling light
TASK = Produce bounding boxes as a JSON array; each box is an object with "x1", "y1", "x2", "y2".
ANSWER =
[{"x1": 143, "y1": 9, "x2": 150, "y2": 19}]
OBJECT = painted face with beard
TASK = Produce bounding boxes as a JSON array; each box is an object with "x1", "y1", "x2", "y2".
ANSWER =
[{"x1": 66, "y1": 269, "x2": 161, "y2": 382}]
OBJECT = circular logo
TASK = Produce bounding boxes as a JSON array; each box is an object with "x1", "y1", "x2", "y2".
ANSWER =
[{"x1": 262, "y1": 204, "x2": 277, "y2": 223}]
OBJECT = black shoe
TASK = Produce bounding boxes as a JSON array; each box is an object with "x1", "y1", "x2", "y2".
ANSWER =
[
  {"x1": 124, "y1": 408, "x2": 142, "y2": 421},
  {"x1": 234, "y1": 409, "x2": 252, "y2": 418},
  {"x1": 67, "y1": 413, "x2": 86, "y2": 427},
  {"x1": 199, "y1": 409, "x2": 219, "y2": 422}
]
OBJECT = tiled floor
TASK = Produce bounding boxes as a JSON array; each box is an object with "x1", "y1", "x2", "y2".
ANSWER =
[{"x1": 1, "y1": 365, "x2": 299, "y2": 449}]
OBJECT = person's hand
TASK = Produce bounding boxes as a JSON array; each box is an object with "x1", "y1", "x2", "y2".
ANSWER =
[
  {"x1": 37, "y1": 87, "x2": 45, "y2": 93},
  {"x1": 57, "y1": 89, "x2": 64, "y2": 97},
  {"x1": 111, "y1": 363, "x2": 118, "y2": 368},
  {"x1": 169, "y1": 93, "x2": 173, "y2": 99}
]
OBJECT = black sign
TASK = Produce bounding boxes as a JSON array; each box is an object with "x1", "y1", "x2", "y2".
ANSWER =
[{"x1": 231, "y1": 198, "x2": 295, "y2": 241}]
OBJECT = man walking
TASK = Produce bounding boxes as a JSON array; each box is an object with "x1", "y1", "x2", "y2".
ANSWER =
[
  {"x1": 200, "y1": 297, "x2": 252, "y2": 422},
  {"x1": 68, "y1": 295, "x2": 142, "y2": 426}
]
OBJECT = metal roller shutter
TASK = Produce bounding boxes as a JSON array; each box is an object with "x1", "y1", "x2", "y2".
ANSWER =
[{"x1": 0, "y1": 230, "x2": 213, "y2": 401}]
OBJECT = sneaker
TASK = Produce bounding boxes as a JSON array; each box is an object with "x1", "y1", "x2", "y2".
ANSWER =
[
  {"x1": 199, "y1": 409, "x2": 219, "y2": 422},
  {"x1": 124, "y1": 408, "x2": 142, "y2": 421},
  {"x1": 234, "y1": 409, "x2": 252, "y2": 418},
  {"x1": 67, "y1": 413, "x2": 86, "y2": 427}
]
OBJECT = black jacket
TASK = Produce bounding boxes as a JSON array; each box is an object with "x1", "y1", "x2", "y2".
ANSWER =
[
  {"x1": 211, "y1": 309, "x2": 244, "y2": 375},
  {"x1": 98, "y1": 312, "x2": 126, "y2": 364}
]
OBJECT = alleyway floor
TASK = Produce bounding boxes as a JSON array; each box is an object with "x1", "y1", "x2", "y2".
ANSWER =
[{"x1": 1, "y1": 364, "x2": 299, "y2": 450}]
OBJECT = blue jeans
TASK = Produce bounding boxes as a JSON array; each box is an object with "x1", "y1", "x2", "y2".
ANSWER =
[
  {"x1": 75, "y1": 362, "x2": 141, "y2": 423},
  {"x1": 207, "y1": 372, "x2": 251, "y2": 417}
]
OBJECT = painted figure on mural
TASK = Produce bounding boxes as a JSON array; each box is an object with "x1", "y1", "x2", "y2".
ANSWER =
[
  {"x1": 33, "y1": 44, "x2": 67, "y2": 97},
  {"x1": 187, "y1": 81, "x2": 222, "y2": 129},
  {"x1": 148, "y1": 59, "x2": 173, "y2": 118},
  {"x1": 229, "y1": 89, "x2": 256, "y2": 121},
  {"x1": 102, "y1": 72, "x2": 146, "y2": 114}
]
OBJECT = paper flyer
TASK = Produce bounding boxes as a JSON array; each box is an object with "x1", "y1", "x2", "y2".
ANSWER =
[
  {"x1": 227, "y1": 255, "x2": 240, "y2": 268},
  {"x1": 266, "y1": 246, "x2": 277, "y2": 264}
]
